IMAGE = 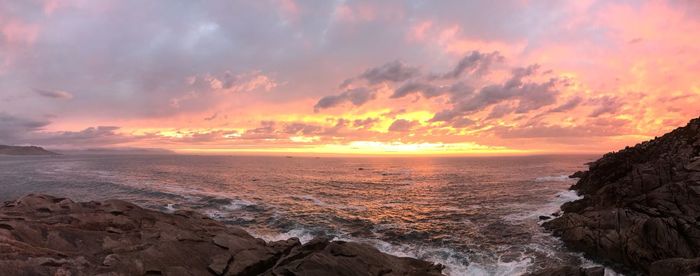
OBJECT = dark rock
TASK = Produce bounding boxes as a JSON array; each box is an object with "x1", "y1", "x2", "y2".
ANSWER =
[
  {"x1": 649, "y1": 258, "x2": 700, "y2": 276},
  {"x1": 569, "y1": 171, "x2": 586, "y2": 179},
  {"x1": 208, "y1": 253, "x2": 232, "y2": 275},
  {"x1": 0, "y1": 194, "x2": 445, "y2": 275},
  {"x1": 527, "y1": 265, "x2": 605, "y2": 276},
  {"x1": 539, "y1": 215, "x2": 551, "y2": 220},
  {"x1": 544, "y1": 116, "x2": 700, "y2": 274}
]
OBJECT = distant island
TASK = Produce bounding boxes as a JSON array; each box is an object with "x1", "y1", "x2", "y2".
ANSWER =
[{"x1": 0, "y1": 145, "x2": 58, "y2": 156}]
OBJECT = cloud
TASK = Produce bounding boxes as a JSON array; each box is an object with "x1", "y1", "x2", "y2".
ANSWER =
[
  {"x1": 391, "y1": 81, "x2": 473, "y2": 99},
  {"x1": 29, "y1": 126, "x2": 133, "y2": 147},
  {"x1": 0, "y1": 113, "x2": 50, "y2": 144},
  {"x1": 451, "y1": 117, "x2": 475, "y2": 128},
  {"x1": 387, "y1": 119, "x2": 416, "y2": 132},
  {"x1": 203, "y1": 112, "x2": 218, "y2": 121},
  {"x1": 342, "y1": 60, "x2": 420, "y2": 88},
  {"x1": 486, "y1": 104, "x2": 514, "y2": 120},
  {"x1": 550, "y1": 96, "x2": 582, "y2": 112},
  {"x1": 314, "y1": 87, "x2": 376, "y2": 112},
  {"x1": 34, "y1": 89, "x2": 73, "y2": 99},
  {"x1": 434, "y1": 51, "x2": 503, "y2": 79},
  {"x1": 430, "y1": 65, "x2": 560, "y2": 122},
  {"x1": 283, "y1": 122, "x2": 322, "y2": 135},
  {"x1": 353, "y1": 117, "x2": 379, "y2": 128},
  {"x1": 493, "y1": 118, "x2": 630, "y2": 138},
  {"x1": 588, "y1": 96, "x2": 622, "y2": 117}
]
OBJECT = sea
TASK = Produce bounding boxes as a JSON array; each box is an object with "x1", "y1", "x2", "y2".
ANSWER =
[{"x1": 0, "y1": 154, "x2": 609, "y2": 275}]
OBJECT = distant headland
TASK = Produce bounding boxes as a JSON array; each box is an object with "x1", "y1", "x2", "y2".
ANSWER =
[{"x1": 0, "y1": 145, "x2": 58, "y2": 156}]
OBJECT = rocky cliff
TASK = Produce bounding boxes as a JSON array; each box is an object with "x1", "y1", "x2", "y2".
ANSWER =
[
  {"x1": 0, "y1": 145, "x2": 58, "y2": 155},
  {"x1": 544, "y1": 116, "x2": 700, "y2": 275},
  {"x1": 0, "y1": 194, "x2": 444, "y2": 276}
]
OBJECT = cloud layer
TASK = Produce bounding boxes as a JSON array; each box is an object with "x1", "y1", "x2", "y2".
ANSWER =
[{"x1": 0, "y1": 0, "x2": 698, "y2": 154}]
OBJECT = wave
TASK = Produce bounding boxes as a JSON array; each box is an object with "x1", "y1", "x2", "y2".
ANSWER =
[
  {"x1": 503, "y1": 190, "x2": 581, "y2": 223},
  {"x1": 252, "y1": 228, "x2": 317, "y2": 244},
  {"x1": 534, "y1": 175, "x2": 574, "y2": 182},
  {"x1": 257, "y1": 227, "x2": 542, "y2": 276}
]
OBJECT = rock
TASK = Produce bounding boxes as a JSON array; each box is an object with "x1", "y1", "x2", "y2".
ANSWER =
[
  {"x1": 539, "y1": 215, "x2": 551, "y2": 220},
  {"x1": 569, "y1": 171, "x2": 585, "y2": 179},
  {"x1": 685, "y1": 157, "x2": 700, "y2": 171},
  {"x1": 544, "y1": 116, "x2": 700, "y2": 274},
  {"x1": 208, "y1": 253, "x2": 232, "y2": 275},
  {"x1": 650, "y1": 258, "x2": 700, "y2": 276},
  {"x1": 272, "y1": 239, "x2": 445, "y2": 276},
  {"x1": 527, "y1": 265, "x2": 605, "y2": 276},
  {"x1": 0, "y1": 194, "x2": 445, "y2": 275}
]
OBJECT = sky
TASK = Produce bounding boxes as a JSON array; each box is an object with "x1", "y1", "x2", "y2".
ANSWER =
[{"x1": 0, "y1": 0, "x2": 699, "y2": 155}]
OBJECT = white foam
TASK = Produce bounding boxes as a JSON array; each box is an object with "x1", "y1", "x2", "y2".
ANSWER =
[
  {"x1": 465, "y1": 257, "x2": 532, "y2": 276},
  {"x1": 333, "y1": 236, "x2": 471, "y2": 276},
  {"x1": 503, "y1": 190, "x2": 582, "y2": 222},
  {"x1": 222, "y1": 198, "x2": 256, "y2": 210},
  {"x1": 534, "y1": 175, "x2": 574, "y2": 182},
  {"x1": 252, "y1": 228, "x2": 316, "y2": 244}
]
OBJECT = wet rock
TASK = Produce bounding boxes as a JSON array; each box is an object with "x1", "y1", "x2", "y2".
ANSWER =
[
  {"x1": 544, "y1": 116, "x2": 700, "y2": 274},
  {"x1": 272, "y1": 239, "x2": 445, "y2": 276},
  {"x1": 0, "y1": 194, "x2": 444, "y2": 275},
  {"x1": 539, "y1": 215, "x2": 551, "y2": 220}
]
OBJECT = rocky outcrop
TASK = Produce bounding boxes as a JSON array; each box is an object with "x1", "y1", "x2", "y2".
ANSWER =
[
  {"x1": 0, "y1": 194, "x2": 444, "y2": 276},
  {"x1": 544, "y1": 116, "x2": 700, "y2": 275},
  {"x1": 0, "y1": 145, "x2": 58, "y2": 155}
]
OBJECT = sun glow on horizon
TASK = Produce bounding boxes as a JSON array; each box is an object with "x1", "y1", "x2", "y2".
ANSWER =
[{"x1": 0, "y1": 1, "x2": 698, "y2": 154}]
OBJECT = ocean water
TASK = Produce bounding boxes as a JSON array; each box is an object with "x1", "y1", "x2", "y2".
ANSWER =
[{"x1": 0, "y1": 154, "x2": 602, "y2": 275}]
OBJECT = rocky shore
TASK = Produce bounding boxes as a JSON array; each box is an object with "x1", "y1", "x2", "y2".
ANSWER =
[
  {"x1": 0, "y1": 194, "x2": 444, "y2": 276},
  {"x1": 543, "y1": 116, "x2": 700, "y2": 275}
]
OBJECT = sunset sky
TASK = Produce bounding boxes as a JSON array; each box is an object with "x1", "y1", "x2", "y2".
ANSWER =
[{"x1": 1, "y1": 0, "x2": 698, "y2": 155}]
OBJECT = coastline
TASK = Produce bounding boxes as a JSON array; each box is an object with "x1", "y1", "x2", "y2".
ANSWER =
[
  {"x1": 0, "y1": 194, "x2": 445, "y2": 275},
  {"x1": 539, "y1": 116, "x2": 700, "y2": 275}
]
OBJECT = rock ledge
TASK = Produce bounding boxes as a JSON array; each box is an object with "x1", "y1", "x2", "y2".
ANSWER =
[
  {"x1": 543, "y1": 116, "x2": 700, "y2": 275},
  {"x1": 0, "y1": 194, "x2": 444, "y2": 276}
]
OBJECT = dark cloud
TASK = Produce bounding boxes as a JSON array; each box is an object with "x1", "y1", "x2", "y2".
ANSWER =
[
  {"x1": 550, "y1": 96, "x2": 582, "y2": 112},
  {"x1": 486, "y1": 104, "x2": 514, "y2": 120},
  {"x1": 0, "y1": 113, "x2": 50, "y2": 144},
  {"x1": 451, "y1": 117, "x2": 476, "y2": 128},
  {"x1": 314, "y1": 88, "x2": 376, "y2": 112},
  {"x1": 391, "y1": 81, "x2": 474, "y2": 100},
  {"x1": 353, "y1": 118, "x2": 380, "y2": 128},
  {"x1": 342, "y1": 61, "x2": 420, "y2": 88},
  {"x1": 30, "y1": 126, "x2": 132, "y2": 146},
  {"x1": 283, "y1": 122, "x2": 322, "y2": 135},
  {"x1": 434, "y1": 51, "x2": 504, "y2": 79},
  {"x1": 34, "y1": 89, "x2": 74, "y2": 100},
  {"x1": 588, "y1": 96, "x2": 622, "y2": 117},
  {"x1": 387, "y1": 119, "x2": 416, "y2": 132},
  {"x1": 204, "y1": 112, "x2": 218, "y2": 121},
  {"x1": 430, "y1": 65, "x2": 559, "y2": 122}
]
